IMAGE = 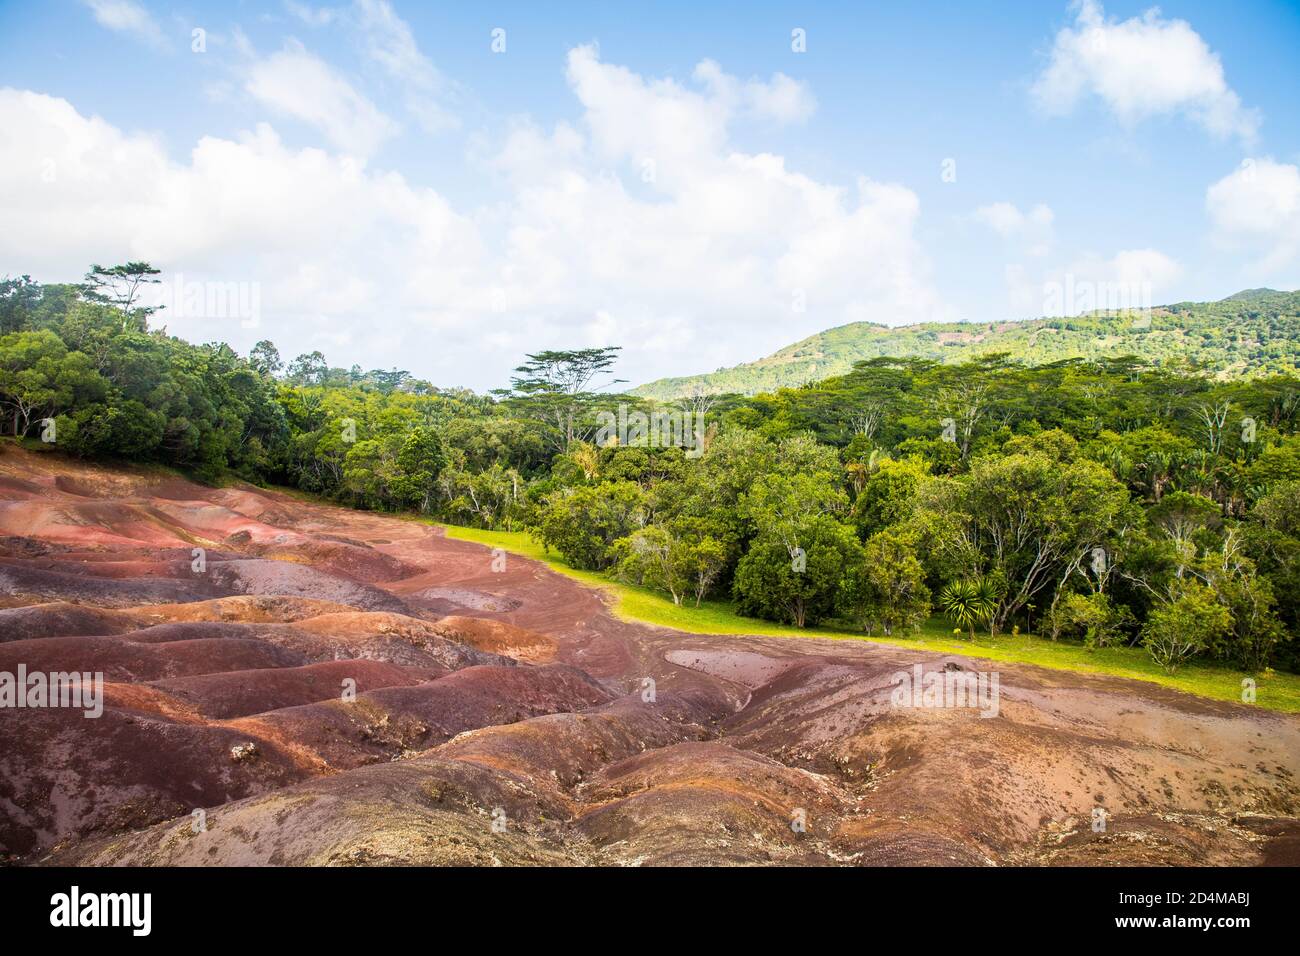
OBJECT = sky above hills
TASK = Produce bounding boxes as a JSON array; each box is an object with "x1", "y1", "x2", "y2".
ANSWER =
[{"x1": 1, "y1": 0, "x2": 1298, "y2": 391}]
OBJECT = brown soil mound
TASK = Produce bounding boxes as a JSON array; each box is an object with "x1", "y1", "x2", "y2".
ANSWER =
[
  {"x1": 204, "y1": 559, "x2": 413, "y2": 613},
  {"x1": 575, "y1": 740, "x2": 859, "y2": 865},
  {"x1": 114, "y1": 619, "x2": 496, "y2": 670},
  {"x1": 0, "y1": 561, "x2": 224, "y2": 606},
  {"x1": 0, "y1": 634, "x2": 308, "y2": 682},
  {"x1": 0, "y1": 602, "x2": 142, "y2": 641},
  {"x1": 223, "y1": 663, "x2": 612, "y2": 771},
  {"x1": 432, "y1": 616, "x2": 558, "y2": 662},
  {"x1": 43, "y1": 757, "x2": 583, "y2": 867},
  {"x1": 151, "y1": 659, "x2": 446, "y2": 719},
  {"x1": 0, "y1": 475, "x2": 45, "y2": 498},
  {"x1": 283, "y1": 611, "x2": 508, "y2": 668},
  {"x1": 0, "y1": 705, "x2": 314, "y2": 858},
  {"x1": 0, "y1": 445, "x2": 1294, "y2": 867},
  {"x1": 142, "y1": 595, "x2": 357, "y2": 623},
  {"x1": 259, "y1": 540, "x2": 422, "y2": 584}
]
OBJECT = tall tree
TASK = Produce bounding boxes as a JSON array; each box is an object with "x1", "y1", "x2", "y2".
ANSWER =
[
  {"x1": 249, "y1": 340, "x2": 283, "y2": 377},
  {"x1": 502, "y1": 347, "x2": 624, "y2": 452},
  {"x1": 286, "y1": 351, "x2": 329, "y2": 386},
  {"x1": 0, "y1": 276, "x2": 39, "y2": 334},
  {"x1": 82, "y1": 262, "x2": 162, "y2": 331}
]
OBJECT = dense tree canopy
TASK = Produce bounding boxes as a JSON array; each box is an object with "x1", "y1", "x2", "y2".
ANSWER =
[{"x1": 2, "y1": 264, "x2": 1297, "y2": 675}]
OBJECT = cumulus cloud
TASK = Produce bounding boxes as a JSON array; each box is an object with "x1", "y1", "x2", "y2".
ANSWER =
[
  {"x1": 81, "y1": 0, "x2": 167, "y2": 50},
  {"x1": 692, "y1": 60, "x2": 817, "y2": 124},
  {"x1": 0, "y1": 48, "x2": 942, "y2": 389},
  {"x1": 278, "y1": 2, "x2": 457, "y2": 132},
  {"x1": 1206, "y1": 158, "x2": 1300, "y2": 273},
  {"x1": 351, "y1": 0, "x2": 458, "y2": 132},
  {"x1": 1032, "y1": 0, "x2": 1259, "y2": 143},
  {"x1": 284, "y1": 2, "x2": 339, "y2": 27},
  {"x1": 244, "y1": 40, "x2": 398, "y2": 157},
  {"x1": 1007, "y1": 247, "x2": 1182, "y2": 317},
  {"x1": 974, "y1": 202, "x2": 1054, "y2": 255},
  {"x1": 498, "y1": 47, "x2": 941, "y2": 340}
]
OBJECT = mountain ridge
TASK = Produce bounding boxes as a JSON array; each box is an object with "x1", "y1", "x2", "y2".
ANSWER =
[{"x1": 632, "y1": 289, "x2": 1300, "y2": 400}]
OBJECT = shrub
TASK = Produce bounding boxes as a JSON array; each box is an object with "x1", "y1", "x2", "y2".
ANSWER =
[{"x1": 1143, "y1": 584, "x2": 1231, "y2": 673}]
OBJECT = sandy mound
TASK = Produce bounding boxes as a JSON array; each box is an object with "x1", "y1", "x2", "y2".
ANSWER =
[
  {"x1": 41, "y1": 757, "x2": 584, "y2": 867},
  {"x1": 417, "y1": 587, "x2": 521, "y2": 612},
  {"x1": 0, "y1": 602, "x2": 142, "y2": 642},
  {"x1": 140, "y1": 595, "x2": 358, "y2": 624},
  {"x1": 145, "y1": 500, "x2": 307, "y2": 548},
  {"x1": 431, "y1": 616, "x2": 558, "y2": 663},
  {"x1": 0, "y1": 634, "x2": 307, "y2": 682},
  {"x1": 117, "y1": 618, "x2": 462, "y2": 663},
  {"x1": 285, "y1": 611, "x2": 508, "y2": 669},
  {"x1": 575, "y1": 740, "x2": 858, "y2": 865},
  {"x1": 37, "y1": 688, "x2": 723, "y2": 866},
  {"x1": 664, "y1": 648, "x2": 794, "y2": 689},
  {"x1": 1, "y1": 446, "x2": 1296, "y2": 868},
  {"x1": 151, "y1": 659, "x2": 445, "y2": 719},
  {"x1": 0, "y1": 562, "x2": 223, "y2": 606},
  {"x1": 223, "y1": 663, "x2": 613, "y2": 771},
  {"x1": 258, "y1": 540, "x2": 422, "y2": 584},
  {"x1": 0, "y1": 703, "x2": 316, "y2": 858},
  {"x1": 0, "y1": 500, "x2": 193, "y2": 548},
  {"x1": 204, "y1": 559, "x2": 413, "y2": 613}
]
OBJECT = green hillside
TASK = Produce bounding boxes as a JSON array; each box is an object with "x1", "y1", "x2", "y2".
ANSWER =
[{"x1": 633, "y1": 289, "x2": 1300, "y2": 399}]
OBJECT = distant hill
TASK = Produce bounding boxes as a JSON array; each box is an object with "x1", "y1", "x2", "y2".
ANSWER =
[
  {"x1": 632, "y1": 290, "x2": 1300, "y2": 400},
  {"x1": 1221, "y1": 288, "x2": 1284, "y2": 302}
]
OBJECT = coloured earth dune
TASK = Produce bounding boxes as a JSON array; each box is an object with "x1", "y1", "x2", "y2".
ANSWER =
[{"x1": 0, "y1": 445, "x2": 1296, "y2": 867}]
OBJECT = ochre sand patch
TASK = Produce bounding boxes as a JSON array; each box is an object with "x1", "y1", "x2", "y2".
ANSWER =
[{"x1": 0, "y1": 444, "x2": 1296, "y2": 866}]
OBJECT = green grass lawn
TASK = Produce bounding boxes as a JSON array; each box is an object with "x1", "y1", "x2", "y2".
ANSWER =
[{"x1": 441, "y1": 523, "x2": 1300, "y2": 714}]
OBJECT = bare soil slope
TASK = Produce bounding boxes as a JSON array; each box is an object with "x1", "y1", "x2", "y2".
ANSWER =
[{"x1": 0, "y1": 445, "x2": 1295, "y2": 866}]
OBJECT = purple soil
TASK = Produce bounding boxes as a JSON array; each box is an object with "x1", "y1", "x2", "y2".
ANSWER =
[{"x1": 0, "y1": 445, "x2": 1295, "y2": 867}]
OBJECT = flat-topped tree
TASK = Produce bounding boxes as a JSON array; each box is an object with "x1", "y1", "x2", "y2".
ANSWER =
[
  {"x1": 500, "y1": 346, "x2": 625, "y2": 452},
  {"x1": 82, "y1": 262, "x2": 162, "y2": 332}
]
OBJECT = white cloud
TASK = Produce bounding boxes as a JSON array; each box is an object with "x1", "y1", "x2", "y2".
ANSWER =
[
  {"x1": 0, "y1": 49, "x2": 941, "y2": 389},
  {"x1": 351, "y1": 0, "x2": 457, "y2": 132},
  {"x1": 1032, "y1": 0, "x2": 1259, "y2": 144},
  {"x1": 974, "y1": 202, "x2": 1054, "y2": 256},
  {"x1": 1007, "y1": 247, "x2": 1183, "y2": 317},
  {"x1": 495, "y1": 48, "x2": 941, "y2": 344},
  {"x1": 1103, "y1": 248, "x2": 1184, "y2": 288},
  {"x1": 0, "y1": 88, "x2": 477, "y2": 346},
  {"x1": 1206, "y1": 158, "x2": 1300, "y2": 273},
  {"x1": 563, "y1": 45, "x2": 728, "y2": 183},
  {"x1": 81, "y1": 0, "x2": 167, "y2": 50},
  {"x1": 244, "y1": 41, "x2": 398, "y2": 157},
  {"x1": 692, "y1": 60, "x2": 816, "y2": 124},
  {"x1": 284, "y1": 2, "x2": 338, "y2": 27}
]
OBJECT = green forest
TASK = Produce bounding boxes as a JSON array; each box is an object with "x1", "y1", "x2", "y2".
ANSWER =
[
  {"x1": 3, "y1": 265, "x2": 1299, "y2": 676},
  {"x1": 633, "y1": 288, "x2": 1300, "y2": 400}
]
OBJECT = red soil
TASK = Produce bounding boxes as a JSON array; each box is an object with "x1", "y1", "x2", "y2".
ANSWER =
[{"x1": 0, "y1": 443, "x2": 1296, "y2": 867}]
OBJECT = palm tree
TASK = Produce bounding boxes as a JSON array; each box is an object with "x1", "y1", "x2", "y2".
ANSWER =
[{"x1": 940, "y1": 578, "x2": 997, "y2": 640}]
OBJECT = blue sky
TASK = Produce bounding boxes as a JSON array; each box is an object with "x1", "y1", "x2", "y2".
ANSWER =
[{"x1": 1, "y1": 0, "x2": 1297, "y2": 390}]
